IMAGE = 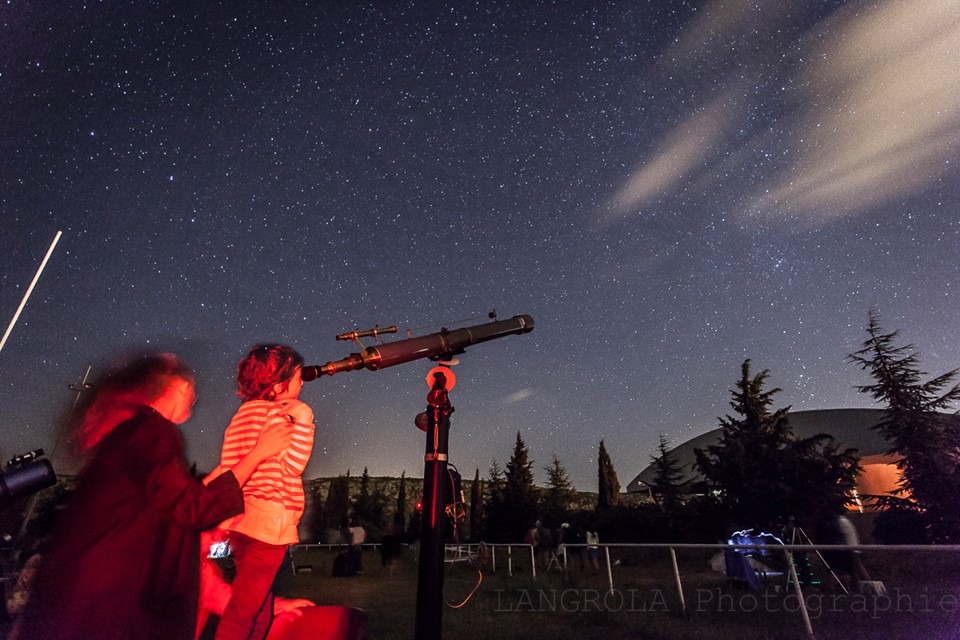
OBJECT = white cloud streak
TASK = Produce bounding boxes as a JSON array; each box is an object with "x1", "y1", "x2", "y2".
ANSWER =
[
  {"x1": 748, "y1": 0, "x2": 960, "y2": 226},
  {"x1": 600, "y1": 0, "x2": 960, "y2": 229},
  {"x1": 504, "y1": 388, "x2": 534, "y2": 404}
]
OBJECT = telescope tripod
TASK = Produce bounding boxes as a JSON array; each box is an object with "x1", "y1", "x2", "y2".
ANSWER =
[
  {"x1": 787, "y1": 526, "x2": 848, "y2": 594},
  {"x1": 414, "y1": 366, "x2": 455, "y2": 640}
]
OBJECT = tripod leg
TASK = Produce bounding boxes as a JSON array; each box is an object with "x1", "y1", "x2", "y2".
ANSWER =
[{"x1": 799, "y1": 527, "x2": 848, "y2": 595}]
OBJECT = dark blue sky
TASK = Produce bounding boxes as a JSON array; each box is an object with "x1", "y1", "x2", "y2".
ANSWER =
[{"x1": 2, "y1": 0, "x2": 957, "y2": 491}]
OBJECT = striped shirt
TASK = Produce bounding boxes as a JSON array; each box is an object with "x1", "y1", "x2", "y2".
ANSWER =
[{"x1": 220, "y1": 399, "x2": 315, "y2": 519}]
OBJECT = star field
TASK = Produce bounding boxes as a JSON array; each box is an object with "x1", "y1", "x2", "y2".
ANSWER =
[{"x1": 1, "y1": 0, "x2": 958, "y2": 491}]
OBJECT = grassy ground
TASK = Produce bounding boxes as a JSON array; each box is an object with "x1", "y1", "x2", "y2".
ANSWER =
[{"x1": 277, "y1": 546, "x2": 960, "y2": 639}]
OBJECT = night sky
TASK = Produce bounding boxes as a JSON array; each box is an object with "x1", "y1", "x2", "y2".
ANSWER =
[{"x1": 1, "y1": 0, "x2": 957, "y2": 492}]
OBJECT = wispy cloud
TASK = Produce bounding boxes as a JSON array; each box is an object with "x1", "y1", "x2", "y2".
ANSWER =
[
  {"x1": 747, "y1": 0, "x2": 960, "y2": 226},
  {"x1": 597, "y1": 93, "x2": 739, "y2": 224},
  {"x1": 599, "y1": 0, "x2": 960, "y2": 230},
  {"x1": 504, "y1": 388, "x2": 534, "y2": 404}
]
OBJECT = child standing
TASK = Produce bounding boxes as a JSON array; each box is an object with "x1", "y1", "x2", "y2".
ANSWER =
[{"x1": 214, "y1": 344, "x2": 316, "y2": 640}]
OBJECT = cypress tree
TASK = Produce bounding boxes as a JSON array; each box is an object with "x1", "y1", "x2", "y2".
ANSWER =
[
  {"x1": 469, "y1": 467, "x2": 484, "y2": 542},
  {"x1": 323, "y1": 473, "x2": 351, "y2": 532},
  {"x1": 597, "y1": 439, "x2": 621, "y2": 509},
  {"x1": 394, "y1": 471, "x2": 407, "y2": 536}
]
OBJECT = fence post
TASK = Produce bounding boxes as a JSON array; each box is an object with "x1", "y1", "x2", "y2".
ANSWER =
[
  {"x1": 508, "y1": 545, "x2": 513, "y2": 577},
  {"x1": 604, "y1": 545, "x2": 614, "y2": 593},
  {"x1": 668, "y1": 547, "x2": 687, "y2": 617},
  {"x1": 531, "y1": 545, "x2": 537, "y2": 580},
  {"x1": 785, "y1": 549, "x2": 816, "y2": 640},
  {"x1": 288, "y1": 546, "x2": 298, "y2": 576}
]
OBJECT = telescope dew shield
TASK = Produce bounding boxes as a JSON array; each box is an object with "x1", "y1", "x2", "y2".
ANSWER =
[
  {"x1": 0, "y1": 459, "x2": 57, "y2": 505},
  {"x1": 367, "y1": 314, "x2": 534, "y2": 370},
  {"x1": 301, "y1": 314, "x2": 535, "y2": 380}
]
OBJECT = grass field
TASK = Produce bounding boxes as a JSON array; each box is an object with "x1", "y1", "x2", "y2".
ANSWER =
[{"x1": 276, "y1": 545, "x2": 960, "y2": 640}]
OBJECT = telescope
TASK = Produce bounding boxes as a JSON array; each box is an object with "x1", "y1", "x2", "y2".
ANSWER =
[
  {"x1": 300, "y1": 312, "x2": 534, "y2": 640},
  {"x1": 0, "y1": 449, "x2": 56, "y2": 507},
  {"x1": 301, "y1": 314, "x2": 534, "y2": 381}
]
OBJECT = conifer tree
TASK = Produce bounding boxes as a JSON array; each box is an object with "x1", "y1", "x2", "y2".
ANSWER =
[
  {"x1": 352, "y1": 467, "x2": 387, "y2": 533},
  {"x1": 488, "y1": 459, "x2": 504, "y2": 499},
  {"x1": 695, "y1": 360, "x2": 859, "y2": 529},
  {"x1": 505, "y1": 432, "x2": 535, "y2": 492},
  {"x1": 323, "y1": 473, "x2": 351, "y2": 531},
  {"x1": 597, "y1": 439, "x2": 621, "y2": 508},
  {"x1": 394, "y1": 471, "x2": 407, "y2": 535},
  {"x1": 848, "y1": 310, "x2": 960, "y2": 541},
  {"x1": 469, "y1": 467, "x2": 484, "y2": 542},
  {"x1": 541, "y1": 452, "x2": 576, "y2": 523},
  {"x1": 485, "y1": 433, "x2": 539, "y2": 541},
  {"x1": 649, "y1": 433, "x2": 687, "y2": 515},
  {"x1": 352, "y1": 466, "x2": 372, "y2": 518},
  {"x1": 483, "y1": 460, "x2": 505, "y2": 541}
]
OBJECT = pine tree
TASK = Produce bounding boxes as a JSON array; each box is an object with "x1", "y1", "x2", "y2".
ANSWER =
[
  {"x1": 485, "y1": 433, "x2": 540, "y2": 541},
  {"x1": 503, "y1": 432, "x2": 539, "y2": 529},
  {"x1": 488, "y1": 459, "x2": 504, "y2": 498},
  {"x1": 483, "y1": 460, "x2": 505, "y2": 541},
  {"x1": 541, "y1": 453, "x2": 576, "y2": 523},
  {"x1": 848, "y1": 310, "x2": 960, "y2": 541},
  {"x1": 695, "y1": 360, "x2": 860, "y2": 530},
  {"x1": 649, "y1": 433, "x2": 687, "y2": 515},
  {"x1": 505, "y1": 432, "x2": 535, "y2": 493},
  {"x1": 597, "y1": 439, "x2": 621, "y2": 509}
]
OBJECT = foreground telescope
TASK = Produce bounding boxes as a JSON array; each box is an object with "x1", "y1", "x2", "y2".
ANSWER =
[
  {"x1": 299, "y1": 311, "x2": 534, "y2": 640},
  {"x1": 301, "y1": 314, "x2": 534, "y2": 380}
]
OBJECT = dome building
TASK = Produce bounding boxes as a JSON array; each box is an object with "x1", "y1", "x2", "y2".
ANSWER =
[{"x1": 625, "y1": 408, "x2": 944, "y2": 511}]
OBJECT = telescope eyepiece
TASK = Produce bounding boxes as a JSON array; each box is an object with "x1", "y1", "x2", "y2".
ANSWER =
[{"x1": 301, "y1": 365, "x2": 322, "y2": 382}]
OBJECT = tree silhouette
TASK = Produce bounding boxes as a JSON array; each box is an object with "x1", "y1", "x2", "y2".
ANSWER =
[
  {"x1": 597, "y1": 439, "x2": 621, "y2": 509},
  {"x1": 541, "y1": 452, "x2": 576, "y2": 524},
  {"x1": 352, "y1": 467, "x2": 387, "y2": 535},
  {"x1": 469, "y1": 467, "x2": 484, "y2": 542},
  {"x1": 695, "y1": 360, "x2": 859, "y2": 530},
  {"x1": 394, "y1": 471, "x2": 407, "y2": 536},
  {"x1": 485, "y1": 433, "x2": 539, "y2": 541},
  {"x1": 322, "y1": 473, "x2": 351, "y2": 533},
  {"x1": 649, "y1": 433, "x2": 687, "y2": 517},
  {"x1": 848, "y1": 309, "x2": 960, "y2": 542}
]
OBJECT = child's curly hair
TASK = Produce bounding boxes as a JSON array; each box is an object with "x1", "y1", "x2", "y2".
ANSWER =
[{"x1": 236, "y1": 344, "x2": 304, "y2": 401}]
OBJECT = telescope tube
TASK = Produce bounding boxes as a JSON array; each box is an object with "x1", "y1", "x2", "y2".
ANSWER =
[{"x1": 301, "y1": 314, "x2": 534, "y2": 380}]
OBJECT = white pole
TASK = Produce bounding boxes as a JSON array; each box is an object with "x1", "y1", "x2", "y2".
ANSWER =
[
  {"x1": 605, "y1": 546, "x2": 614, "y2": 594},
  {"x1": 669, "y1": 546, "x2": 687, "y2": 616},
  {"x1": 0, "y1": 230, "x2": 63, "y2": 354},
  {"x1": 785, "y1": 549, "x2": 817, "y2": 639}
]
